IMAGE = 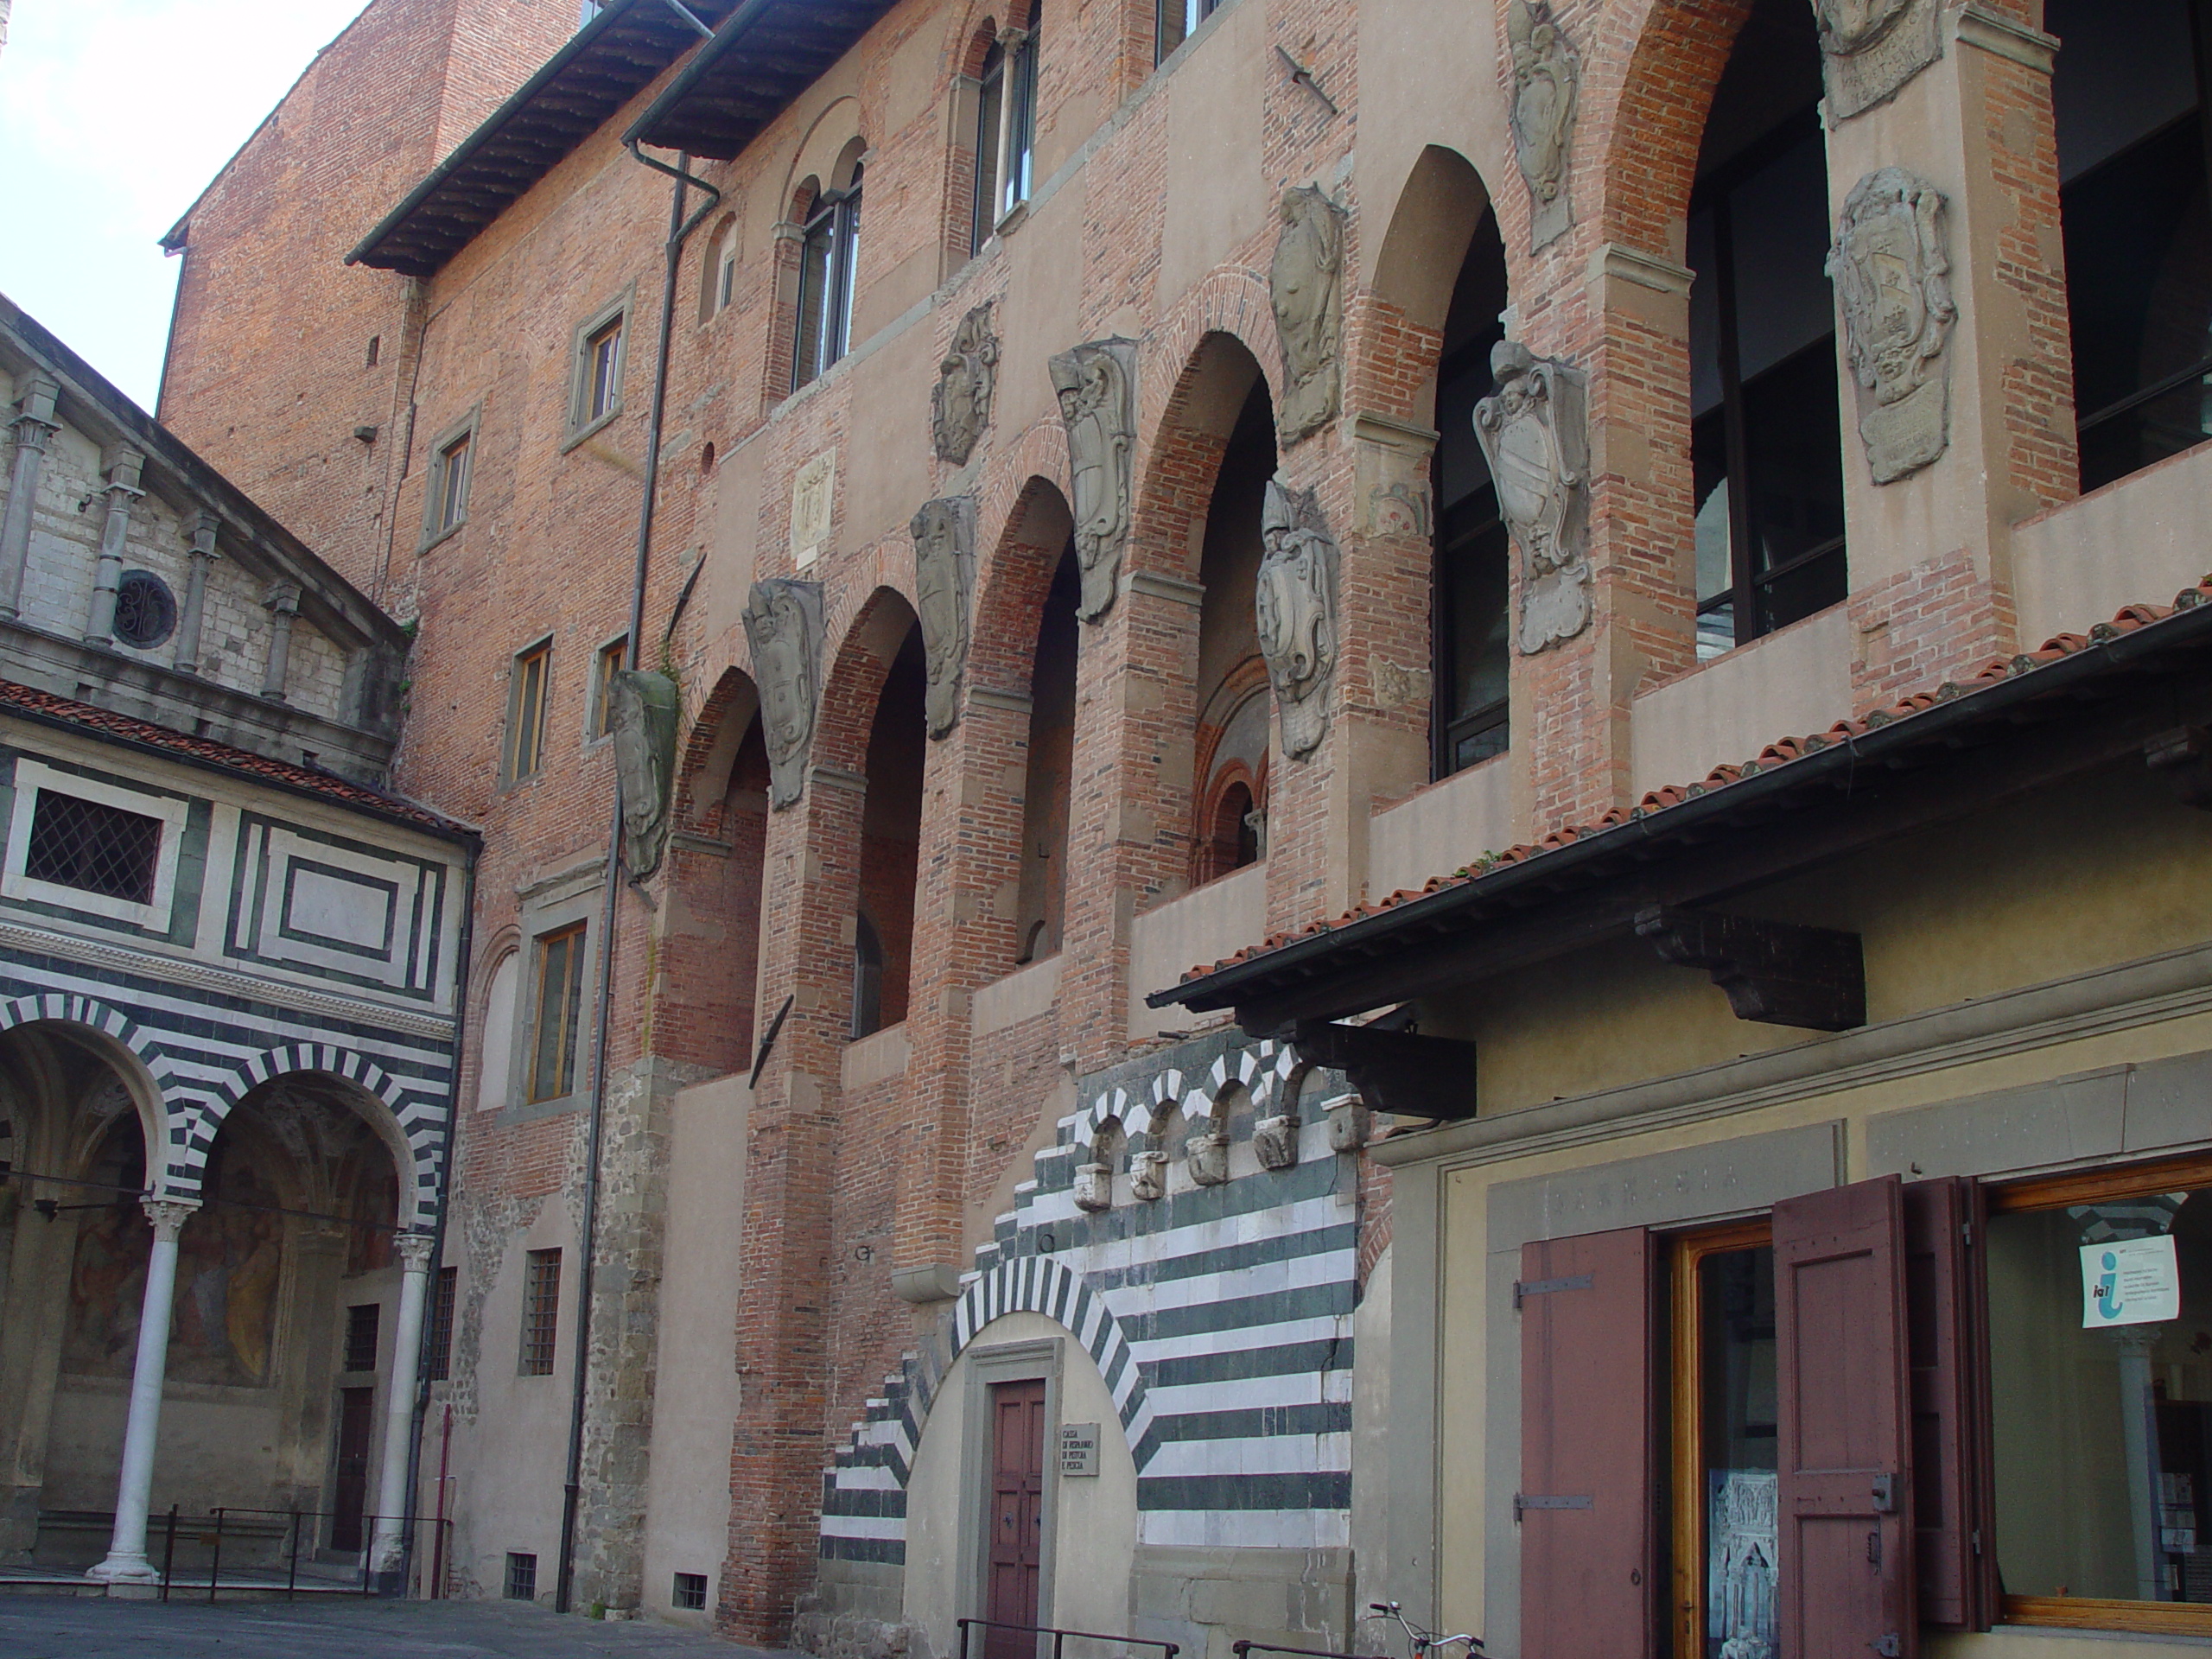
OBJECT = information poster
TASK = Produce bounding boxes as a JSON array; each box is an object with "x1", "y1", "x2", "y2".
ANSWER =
[{"x1": 2081, "y1": 1233, "x2": 2182, "y2": 1328}]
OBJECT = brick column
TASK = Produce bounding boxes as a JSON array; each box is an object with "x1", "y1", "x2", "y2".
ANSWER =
[{"x1": 1827, "y1": 6, "x2": 2069, "y2": 707}]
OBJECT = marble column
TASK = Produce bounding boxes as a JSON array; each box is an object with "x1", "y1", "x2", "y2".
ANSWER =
[
  {"x1": 86, "y1": 1198, "x2": 198, "y2": 1586},
  {"x1": 260, "y1": 581, "x2": 301, "y2": 702},
  {"x1": 85, "y1": 448, "x2": 145, "y2": 646},
  {"x1": 368, "y1": 1233, "x2": 435, "y2": 1579},
  {"x1": 0, "y1": 374, "x2": 60, "y2": 620},
  {"x1": 173, "y1": 513, "x2": 219, "y2": 675}
]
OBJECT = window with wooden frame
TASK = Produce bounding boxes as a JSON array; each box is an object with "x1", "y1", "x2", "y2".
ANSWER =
[
  {"x1": 519, "y1": 1248, "x2": 561, "y2": 1376},
  {"x1": 505, "y1": 639, "x2": 550, "y2": 784},
  {"x1": 1518, "y1": 1174, "x2": 1986, "y2": 1658},
  {"x1": 1156, "y1": 0, "x2": 1219, "y2": 60},
  {"x1": 566, "y1": 296, "x2": 627, "y2": 442},
  {"x1": 1986, "y1": 1154, "x2": 2212, "y2": 1637},
  {"x1": 588, "y1": 634, "x2": 627, "y2": 741},
  {"x1": 421, "y1": 413, "x2": 478, "y2": 547},
  {"x1": 972, "y1": 11, "x2": 1040, "y2": 254},
  {"x1": 527, "y1": 921, "x2": 586, "y2": 1103},
  {"x1": 793, "y1": 167, "x2": 862, "y2": 391}
]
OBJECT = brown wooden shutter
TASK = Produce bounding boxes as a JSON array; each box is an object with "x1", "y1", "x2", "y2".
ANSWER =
[
  {"x1": 1519, "y1": 1227, "x2": 1656, "y2": 1659},
  {"x1": 1774, "y1": 1175, "x2": 1915, "y2": 1659},
  {"x1": 1904, "y1": 1176, "x2": 1993, "y2": 1631}
]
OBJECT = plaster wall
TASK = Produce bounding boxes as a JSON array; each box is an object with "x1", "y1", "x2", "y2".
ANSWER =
[
  {"x1": 901, "y1": 1310, "x2": 1138, "y2": 1658},
  {"x1": 1627, "y1": 606, "x2": 1854, "y2": 799},
  {"x1": 2012, "y1": 443, "x2": 2212, "y2": 647},
  {"x1": 1366, "y1": 755, "x2": 1511, "y2": 900},
  {"x1": 639, "y1": 1073, "x2": 750, "y2": 1626},
  {"x1": 1127, "y1": 862, "x2": 1266, "y2": 1042}
]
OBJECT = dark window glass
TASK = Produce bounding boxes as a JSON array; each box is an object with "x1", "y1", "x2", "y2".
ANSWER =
[
  {"x1": 850, "y1": 911, "x2": 884, "y2": 1040},
  {"x1": 24, "y1": 791, "x2": 162, "y2": 903},
  {"x1": 528, "y1": 924, "x2": 585, "y2": 1103},
  {"x1": 435, "y1": 432, "x2": 472, "y2": 532},
  {"x1": 113, "y1": 570, "x2": 176, "y2": 649},
  {"x1": 793, "y1": 170, "x2": 862, "y2": 391},
  {"x1": 974, "y1": 41, "x2": 1006, "y2": 254},
  {"x1": 584, "y1": 321, "x2": 622, "y2": 423},
  {"x1": 519, "y1": 1249, "x2": 561, "y2": 1376},
  {"x1": 428, "y1": 1266, "x2": 457, "y2": 1382},
  {"x1": 1157, "y1": 0, "x2": 1219, "y2": 60},
  {"x1": 674, "y1": 1572, "x2": 709, "y2": 1611},
  {"x1": 2052, "y1": 0, "x2": 2212, "y2": 491},
  {"x1": 507, "y1": 644, "x2": 550, "y2": 781},
  {"x1": 1004, "y1": 15, "x2": 1039, "y2": 214},
  {"x1": 505, "y1": 1550, "x2": 537, "y2": 1600}
]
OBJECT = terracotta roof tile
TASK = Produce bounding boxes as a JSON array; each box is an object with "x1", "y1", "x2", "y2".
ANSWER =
[
  {"x1": 1179, "y1": 576, "x2": 2212, "y2": 984},
  {"x1": 0, "y1": 679, "x2": 471, "y2": 839}
]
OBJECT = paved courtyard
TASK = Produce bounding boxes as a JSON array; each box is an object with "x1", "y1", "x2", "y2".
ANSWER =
[{"x1": 0, "y1": 1595, "x2": 779, "y2": 1658}]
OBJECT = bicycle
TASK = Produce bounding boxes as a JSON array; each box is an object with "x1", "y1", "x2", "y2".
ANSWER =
[{"x1": 1368, "y1": 1601, "x2": 1484, "y2": 1659}]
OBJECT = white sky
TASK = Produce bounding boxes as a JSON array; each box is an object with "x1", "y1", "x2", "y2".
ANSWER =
[{"x1": 0, "y1": 0, "x2": 374, "y2": 409}]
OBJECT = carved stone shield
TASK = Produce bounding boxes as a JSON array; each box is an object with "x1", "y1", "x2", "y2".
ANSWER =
[
  {"x1": 1472, "y1": 340, "x2": 1592, "y2": 654},
  {"x1": 742, "y1": 577, "x2": 824, "y2": 809},
  {"x1": 608, "y1": 668, "x2": 679, "y2": 880},
  {"x1": 909, "y1": 495, "x2": 975, "y2": 739},
  {"x1": 1815, "y1": 0, "x2": 1940, "y2": 120},
  {"x1": 1828, "y1": 168, "x2": 1956, "y2": 483},
  {"x1": 1049, "y1": 338, "x2": 1137, "y2": 623},
  {"x1": 1506, "y1": 0, "x2": 1580, "y2": 251},
  {"x1": 1270, "y1": 187, "x2": 1344, "y2": 446},
  {"x1": 931, "y1": 304, "x2": 998, "y2": 467},
  {"x1": 1254, "y1": 478, "x2": 1339, "y2": 761}
]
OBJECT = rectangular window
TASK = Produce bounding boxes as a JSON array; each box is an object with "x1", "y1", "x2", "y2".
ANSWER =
[
  {"x1": 1156, "y1": 0, "x2": 1219, "y2": 60},
  {"x1": 793, "y1": 174, "x2": 861, "y2": 391},
  {"x1": 673, "y1": 1571, "x2": 708, "y2": 1611},
  {"x1": 343, "y1": 1302, "x2": 381, "y2": 1374},
  {"x1": 24, "y1": 791, "x2": 162, "y2": 903},
  {"x1": 589, "y1": 636, "x2": 627, "y2": 740},
  {"x1": 505, "y1": 1550, "x2": 538, "y2": 1600},
  {"x1": 519, "y1": 1249, "x2": 561, "y2": 1376},
  {"x1": 972, "y1": 45, "x2": 1006, "y2": 255},
  {"x1": 1001, "y1": 22, "x2": 1039, "y2": 219},
  {"x1": 527, "y1": 922, "x2": 586, "y2": 1103},
  {"x1": 434, "y1": 431, "x2": 472, "y2": 535},
  {"x1": 1988, "y1": 1158, "x2": 2212, "y2": 1633},
  {"x1": 585, "y1": 321, "x2": 622, "y2": 424},
  {"x1": 505, "y1": 641, "x2": 550, "y2": 783},
  {"x1": 717, "y1": 246, "x2": 738, "y2": 312},
  {"x1": 428, "y1": 1266, "x2": 457, "y2": 1382}
]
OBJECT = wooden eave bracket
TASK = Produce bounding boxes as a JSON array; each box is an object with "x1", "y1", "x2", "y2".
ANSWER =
[
  {"x1": 2145, "y1": 725, "x2": 2212, "y2": 808},
  {"x1": 1634, "y1": 905, "x2": 1866, "y2": 1031},
  {"x1": 1287, "y1": 1020, "x2": 1479, "y2": 1122}
]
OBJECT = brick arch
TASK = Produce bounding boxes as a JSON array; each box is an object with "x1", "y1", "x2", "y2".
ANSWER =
[
  {"x1": 1129, "y1": 321, "x2": 1277, "y2": 587},
  {"x1": 814, "y1": 582, "x2": 924, "y2": 779},
  {"x1": 190, "y1": 1043, "x2": 441, "y2": 1230},
  {"x1": 1589, "y1": 0, "x2": 1753, "y2": 257},
  {"x1": 674, "y1": 664, "x2": 762, "y2": 830},
  {"x1": 0, "y1": 995, "x2": 185, "y2": 1197},
  {"x1": 970, "y1": 474, "x2": 1075, "y2": 696}
]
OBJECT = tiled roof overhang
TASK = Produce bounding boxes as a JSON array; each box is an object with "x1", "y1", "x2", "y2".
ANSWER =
[
  {"x1": 622, "y1": 0, "x2": 900, "y2": 160},
  {"x1": 345, "y1": 0, "x2": 741, "y2": 277},
  {"x1": 1153, "y1": 587, "x2": 2212, "y2": 1030}
]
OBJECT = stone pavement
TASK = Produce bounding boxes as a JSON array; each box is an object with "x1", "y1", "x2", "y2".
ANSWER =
[{"x1": 0, "y1": 1594, "x2": 782, "y2": 1658}]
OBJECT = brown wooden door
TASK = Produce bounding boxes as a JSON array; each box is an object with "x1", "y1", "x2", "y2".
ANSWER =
[
  {"x1": 1518, "y1": 1227, "x2": 1657, "y2": 1659},
  {"x1": 1775, "y1": 1177, "x2": 1914, "y2": 1659},
  {"x1": 984, "y1": 1378, "x2": 1047, "y2": 1659},
  {"x1": 331, "y1": 1386, "x2": 374, "y2": 1552},
  {"x1": 1903, "y1": 1176, "x2": 1991, "y2": 1632}
]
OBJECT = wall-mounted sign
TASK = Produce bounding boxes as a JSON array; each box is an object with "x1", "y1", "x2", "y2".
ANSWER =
[
  {"x1": 1058, "y1": 1422, "x2": 1099, "y2": 1478},
  {"x1": 2082, "y1": 1234, "x2": 2182, "y2": 1328}
]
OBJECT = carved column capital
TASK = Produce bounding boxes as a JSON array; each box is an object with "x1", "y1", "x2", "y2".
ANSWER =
[
  {"x1": 394, "y1": 1231, "x2": 437, "y2": 1271},
  {"x1": 262, "y1": 579, "x2": 302, "y2": 616},
  {"x1": 9, "y1": 373, "x2": 59, "y2": 442},
  {"x1": 188, "y1": 512, "x2": 223, "y2": 561},
  {"x1": 140, "y1": 1198, "x2": 200, "y2": 1241}
]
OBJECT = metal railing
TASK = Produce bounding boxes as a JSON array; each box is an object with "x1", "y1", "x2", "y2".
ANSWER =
[
  {"x1": 957, "y1": 1618, "x2": 1180, "y2": 1659},
  {"x1": 149, "y1": 1505, "x2": 454, "y2": 1601},
  {"x1": 1232, "y1": 1644, "x2": 1389, "y2": 1659}
]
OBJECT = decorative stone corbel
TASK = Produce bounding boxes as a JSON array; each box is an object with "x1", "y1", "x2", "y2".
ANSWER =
[
  {"x1": 891, "y1": 1262, "x2": 963, "y2": 1305},
  {"x1": 1185, "y1": 1134, "x2": 1229, "y2": 1187},
  {"x1": 1130, "y1": 1149, "x2": 1169, "y2": 1202},
  {"x1": 1635, "y1": 905, "x2": 1867, "y2": 1031},
  {"x1": 1072, "y1": 1162, "x2": 1113, "y2": 1212},
  {"x1": 1252, "y1": 1116, "x2": 1300, "y2": 1172},
  {"x1": 1325, "y1": 1096, "x2": 1372, "y2": 1153}
]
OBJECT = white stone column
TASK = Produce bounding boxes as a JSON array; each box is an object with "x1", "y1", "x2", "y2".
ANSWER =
[
  {"x1": 86, "y1": 1198, "x2": 197, "y2": 1586},
  {"x1": 369, "y1": 1233, "x2": 435, "y2": 1577},
  {"x1": 85, "y1": 447, "x2": 145, "y2": 646}
]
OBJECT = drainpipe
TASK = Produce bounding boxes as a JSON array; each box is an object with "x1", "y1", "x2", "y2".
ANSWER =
[
  {"x1": 554, "y1": 124, "x2": 721, "y2": 1615},
  {"x1": 391, "y1": 841, "x2": 477, "y2": 1596}
]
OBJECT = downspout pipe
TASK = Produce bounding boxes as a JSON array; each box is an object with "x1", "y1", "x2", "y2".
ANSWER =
[
  {"x1": 391, "y1": 839, "x2": 479, "y2": 1595},
  {"x1": 555, "y1": 130, "x2": 721, "y2": 1616}
]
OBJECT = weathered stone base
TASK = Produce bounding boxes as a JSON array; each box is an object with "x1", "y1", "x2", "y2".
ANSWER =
[
  {"x1": 1129, "y1": 1545, "x2": 1356, "y2": 1659},
  {"x1": 792, "y1": 1559, "x2": 928, "y2": 1659}
]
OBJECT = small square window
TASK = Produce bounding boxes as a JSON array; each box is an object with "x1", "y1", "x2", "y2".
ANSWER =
[
  {"x1": 673, "y1": 1571, "x2": 708, "y2": 1611},
  {"x1": 428, "y1": 1266, "x2": 457, "y2": 1382},
  {"x1": 434, "y1": 431, "x2": 472, "y2": 535},
  {"x1": 520, "y1": 1248, "x2": 562, "y2": 1376},
  {"x1": 505, "y1": 1550, "x2": 537, "y2": 1600},
  {"x1": 589, "y1": 636, "x2": 628, "y2": 740},
  {"x1": 528, "y1": 923, "x2": 587, "y2": 1104},
  {"x1": 505, "y1": 641, "x2": 551, "y2": 783},
  {"x1": 343, "y1": 1303, "x2": 380, "y2": 1373},
  {"x1": 24, "y1": 791, "x2": 162, "y2": 903}
]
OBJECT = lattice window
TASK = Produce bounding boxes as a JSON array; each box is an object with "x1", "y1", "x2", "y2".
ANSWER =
[
  {"x1": 428, "y1": 1266, "x2": 457, "y2": 1382},
  {"x1": 113, "y1": 571, "x2": 176, "y2": 650},
  {"x1": 343, "y1": 1302, "x2": 380, "y2": 1373},
  {"x1": 23, "y1": 791, "x2": 162, "y2": 903},
  {"x1": 505, "y1": 1551, "x2": 537, "y2": 1601},
  {"x1": 673, "y1": 1572, "x2": 708, "y2": 1611},
  {"x1": 520, "y1": 1248, "x2": 561, "y2": 1376}
]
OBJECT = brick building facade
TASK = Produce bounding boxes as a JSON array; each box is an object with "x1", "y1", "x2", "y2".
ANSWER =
[{"x1": 144, "y1": 0, "x2": 2212, "y2": 1652}]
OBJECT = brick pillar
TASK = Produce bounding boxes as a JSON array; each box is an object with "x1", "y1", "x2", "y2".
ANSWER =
[{"x1": 1828, "y1": 7, "x2": 2070, "y2": 708}]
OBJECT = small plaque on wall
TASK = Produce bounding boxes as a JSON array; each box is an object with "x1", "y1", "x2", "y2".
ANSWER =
[{"x1": 1058, "y1": 1423, "x2": 1099, "y2": 1477}]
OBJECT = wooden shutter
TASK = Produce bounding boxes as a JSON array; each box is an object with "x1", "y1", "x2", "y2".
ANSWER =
[
  {"x1": 1519, "y1": 1227, "x2": 1656, "y2": 1659},
  {"x1": 1904, "y1": 1176, "x2": 1992, "y2": 1631},
  {"x1": 1774, "y1": 1176, "x2": 1914, "y2": 1659}
]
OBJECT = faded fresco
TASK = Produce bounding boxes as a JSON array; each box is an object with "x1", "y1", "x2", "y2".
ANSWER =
[{"x1": 65, "y1": 1141, "x2": 283, "y2": 1388}]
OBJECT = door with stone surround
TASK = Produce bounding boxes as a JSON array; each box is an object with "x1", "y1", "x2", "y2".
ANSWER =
[
  {"x1": 331, "y1": 1386, "x2": 373, "y2": 1552},
  {"x1": 985, "y1": 1377, "x2": 1046, "y2": 1659}
]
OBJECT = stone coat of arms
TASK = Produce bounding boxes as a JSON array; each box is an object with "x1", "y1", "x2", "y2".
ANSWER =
[
  {"x1": 1815, "y1": 0, "x2": 1941, "y2": 120},
  {"x1": 1269, "y1": 186, "x2": 1344, "y2": 446},
  {"x1": 1506, "y1": 0, "x2": 1580, "y2": 250},
  {"x1": 742, "y1": 577, "x2": 824, "y2": 809},
  {"x1": 931, "y1": 304, "x2": 998, "y2": 467},
  {"x1": 1471, "y1": 340, "x2": 1592, "y2": 654},
  {"x1": 1254, "y1": 477, "x2": 1339, "y2": 761},
  {"x1": 909, "y1": 495, "x2": 975, "y2": 739},
  {"x1": 1049, "y1": 338, "x2": 1138, "y2": 623},
  {"x1": 1828, "y1": 167, "x2": 1956, "y2": 484}
]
